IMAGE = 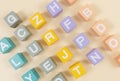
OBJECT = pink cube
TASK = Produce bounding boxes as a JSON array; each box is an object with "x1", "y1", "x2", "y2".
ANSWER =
[{"x1": 66, "y1": 0, "x2": 77, "y2": 5}]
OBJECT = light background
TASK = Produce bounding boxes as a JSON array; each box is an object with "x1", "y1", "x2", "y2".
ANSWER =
[{"x1": 0, "y1": 0, "x2": 120, "y2": 81}]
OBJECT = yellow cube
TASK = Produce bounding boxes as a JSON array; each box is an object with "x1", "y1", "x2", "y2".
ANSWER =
[
  {"x1": 69, "y1": 62, "x2": 86, "y2": 79},
  {"x1": 42, "y1": 30, "x2": 58, "y2": 46},
  {"x1": 57, "y1": 47, "x2": 73, "y2": 63},
  {"x1": 29, "y1": 12, "x2": 46, "y2": 29}
]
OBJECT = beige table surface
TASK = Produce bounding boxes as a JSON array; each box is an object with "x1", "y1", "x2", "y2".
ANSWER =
[{"x1": 0, "y1": 0, "x2": 120, "y2": 81}]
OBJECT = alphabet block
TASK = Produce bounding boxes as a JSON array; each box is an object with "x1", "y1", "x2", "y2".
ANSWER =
[
  {"x1": 91, "y1": 20, "x2": 107, "y2": 36},
  {"x1": 104, "y1": 35, "x2": 120, "y2": 50},
  {"x1": 29, "y1": 12, "x2": 46, "y2": 29},
  {"x1": 14, "y1": 25, "x2": 31, "y2": 41},
  {"x1": 74, "y1": 33, "x2": 89, "y2": 49},
  {"x1": 65, "y1": 0, "x2": 77, "y2": 5},
  {"x1": 78, "y1": 4, "x2": 93, "y2": 21},
  {"x1": 115, "y1": 55, "x2": 120, "y2": 66},
  {"x1": 22, "y1": 68, "x2": 40, "y2": 81},
  {"x1": 4, "y1": 11, "x2": 21, "y2": 28},
  {"x1": 0, "y1": 37, "x2": 15, "y2": 54},
  {"x1": 87, "y1": 48, "x2": 103, "y2": 65},
  {"x1": 42, "y1": 30, "x2": 58, "y2": 46},
  {"x1": 52, "y1": 73, "x2": 67, "y2": 81},
  {"x1": 39, "y1": 57, "x2": 57, "y2": 74},
  {"x1": 69, "y1": 62, "x2": 86, "y2": 79},
  {"x1": 57, "y1": 47, "x2": 73, "y2": 63},
  {"x1": 60, "y1": 16, "x2": 76, "y2": 33},
  {"x1": 9, "y1": 53, "x2": 27, "y2": 70},
  {"x1": 47, "y1": 0, "x2": 63, "y2": 17},
  {"x1": 26, "y1": 41, "x2": 43, "y2": 56}
]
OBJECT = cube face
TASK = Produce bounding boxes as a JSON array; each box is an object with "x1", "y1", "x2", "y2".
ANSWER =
[
  {"x1": 29, "y1": 12, "x2": 46, "y2": 29},
  {"x1": 9, "y1": 53, "x2": 27, "y2": 70},
  {"x1": 74, "y1": 33, "x2": 89, "y2": 49},
  {"x1": 65, "y1": 0, "x2": 77, "y2": 5},
  {"x1": 26, "y1": 41, "x2": 43, "y2": 57},
  {"x1": 0, "y1": 37, "x2": 15, "y2": 54},
  {"x1": 57, "y1": 47, "x2": 73, "y2": 63},
  {"x1": 115, "y1": 55, "x2": 120, "y2": 66},
  {"x1": 104, "y1": 35, "x2": 120, "y2": 50},
  {"x1": 87, "y1": 49, "x2": 103, "y2": 65},
  {"x1": 91, "y1": 20, "x2": 107, "y2": 36},
  {"x1": 69, "y1": 62, "x2": 86, "y2": 79},
  {"x1": 42, "y1": 30, "x2": 58, "y2": 46},
  {"x1": 78, "y1": 4, "x2": 93, "y2": 21},
  {"x1": 22, "y1": 68, "x2": 40, "y2": 81},
  {"x1": 60, "y1": 16, "x2": 76, "y2": 33},
  {"x1": 52, "y1": 73, "x2": 67, "y2": 81},
  {"x1": 14, "y1": 25, "x2": 31, "y2": 41},
  {"x1": 47, "y1": 0, "x2": 63, "y2": 17},
  {"x1": 4, "y1": 11, "x2": 21, "y2": 28},
  {"x1": 40, "y1": 57, "x2": 56, "y2": 74}
]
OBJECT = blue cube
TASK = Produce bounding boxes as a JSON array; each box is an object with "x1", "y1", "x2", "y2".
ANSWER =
[
  {"x1": 22, "y1": 68, "x2": 40, "y2": 81},
  {"x1": 0, "y1": 37, "x2": 15, "y2": 54},
  {"x1": 9, "y1": 53, "x2": 27, "y2": 70}
]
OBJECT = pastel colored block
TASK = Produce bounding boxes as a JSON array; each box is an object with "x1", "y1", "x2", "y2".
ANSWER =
[
  {"x1": 60, "y1": 16, "x2": 76, "y2": 33},
  {"x1": 22, "y1": 68, "x2": 40, "y2": 81},
  {"x1": 9, "y1": 53, "x2": 27, "y2": 70},
  {"x1": 26, "y1": 41, "x2": 43, "y2": 57},
  {"x1": 40, "y1": 57, "x2": 56, "y2": 74},
  {"x1": 57, "y1": 47, "x2": 73, "y2": 63},
  {"x1": 4, "y1": 11, "x2": 21, "y2": 28},
  {"x1": 0, "y1": 37, "x2": 15, "y2": 54},
  {"x1": 69, "y1": 62, "x2": 86, "y2": 79},
  {"x1": 87, "y1": 48, "x2": 103, "y2": 65},
  {"x1": 78, "y1": 4, "x2": 93, "y2": 21},
  {"x1": 47, "y1": 0, "x2": 63, "y2": 17},
  {"x1": 65, "y1": 0, "x2": 77, "y2": 5},
  {"x1": 14, "y1": 25, "x2": 31, "y2": 41},
  {"x1": 91, "y1": 20, "x2": 107, "y2": 36},
  {"x1": 52, "y1": 73, "x2": 67, "y2": 81},
  {"x1": 115, "y1": 55, "x2": 120, "y2": 66},
  {"x1": 29, "y1": 12, "x2": 46, "y2": 29},
  {"x1": 0, "y1": 47, "x2": 1, "y2": 53},
  {"x1": 74, "y1": 33, "x2": 89, "y2": 49},
  {"x1": 104, "y1": 35, "x2": 120, "y2": 50},
  {"x1": 42, "y1": 30, "x2": 58, "y2": 46}
]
